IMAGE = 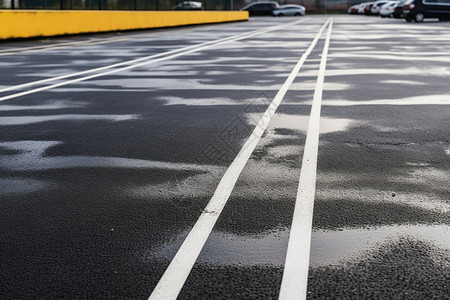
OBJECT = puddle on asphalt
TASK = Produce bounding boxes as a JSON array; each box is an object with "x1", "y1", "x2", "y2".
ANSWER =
[
  {"x1": 381, "y1": 80, "x2": 427, "y2": 86},
  {"x1": 313, "y1": 66, "x2": 450, "y2": 78},
  {"x1": 266, "y1": 144, "x2": 300, "y2": 158},
  {"x1": 279, "y1": 81, "x2": 351, "y2": 92},
  {"x1": 246, "y1": 113, "x2": 354, "y2": 135},
  {"x1": 91, "y1": 78, "x2": 282, "y2": 91},
  {"x1": 148, "y1": 228, "x2": 288, "y2": 267},
  {"x1": 317, "y1": 166, "x2": 449, "y2": 214},
  {"x1": 328, "y1": 51, "x2": 450, "y2": 63},
  {"x1": 130, "y1": 166, "x2": 225, "y2": 200},
  {"x1": 0, "y1": 140, "x2": 221, "y2": 172},
  {"x1": 322, "y1": 94, "x2": 450, "y2": 106},
  {"x1": 161, "y1": 96, "x2": 238, "y2": 106},
  {"x1": 445, "y1": 144, "x2": 450, "y2": 156},
  {"x1": 131, "y1": 159, "x2": 297, "y2": 201},
  {"x1": 50, "y1": 87, "x2": 145, "y2": 93},
  {"x1": 0, "y1": 114, "x2": 138, "y2": 125},
  {"x1": 0, "y1": 100, "x2": 87, "y2": 111},
  {"x1": 148, "y1": 224, "x2": 450, "y2": 268},
  {"x1": 160, "y1": 96, "x2": 273, "y2": 106},
  {"x1": 0, "y1": 178, "x2": 47, "y2": 194},
  {"x1": 399, "y1": 166, "x2": 449, "y2": 186},
  {"x1": 309, "y1": 224, "x2": 450, "y2": 267}
]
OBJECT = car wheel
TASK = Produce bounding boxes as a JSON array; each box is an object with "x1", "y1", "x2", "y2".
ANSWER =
[
  {"x1": 295, "y1": 12, "x2": 301, "y2": 16},
  {"x1": 414, "y1": 12, "x2": 424, "y2": 22},
  {"x1": 278, "y1": 13, "x2": 284, "y2": 16},
  {"x1": 405, "y1": 16, "x2": 413, "y2": 22},
  {"x1": 389, "y1": 13, "x2": 393, "y2": 18}
]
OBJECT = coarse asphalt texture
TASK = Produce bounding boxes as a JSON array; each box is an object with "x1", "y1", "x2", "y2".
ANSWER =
[{"x1": 0, "y1": 15, "x2": 449, "y2": 299}]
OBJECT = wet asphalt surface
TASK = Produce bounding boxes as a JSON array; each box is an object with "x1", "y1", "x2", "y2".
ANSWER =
[{"x1": 0, "y1": 15, "x2": 449, "y2": 299}]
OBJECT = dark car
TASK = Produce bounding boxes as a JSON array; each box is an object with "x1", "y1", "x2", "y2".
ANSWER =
[
  {"x1": 173, "y1": 1, "x2": 203, "y2": 10},
  {"x1": 240, "y1": 1, "x2": 279, "y2": 16},
  {"x1": 365, "y1": 2, "x2": 375, "y2": 14},
  {"x1": 404, "y1": 0, "x2": 450, "y2": 22},
  {"x1": 392, "y1": 0, "x2": 406, "y2": 17}
]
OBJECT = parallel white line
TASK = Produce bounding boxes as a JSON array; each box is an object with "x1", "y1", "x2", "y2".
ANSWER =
[
  {"x1": 148, "y1": 19, "x2": 331, "y2": 300},
  {"x1": 0, "y1": 36, "x2": 129, "y2": 56},
  {"x1": 278, "y1": 18, "x2": 333, "y2": 300},
  {"x1": 0, "y1": 22, "x2": 222, "y2": 56},
  {"x1": 0, "y1": 19, "x2": 306, "y2": 99}
]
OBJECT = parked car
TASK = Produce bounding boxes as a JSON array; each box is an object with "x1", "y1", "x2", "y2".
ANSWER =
[
  {"x1": 371, "y1": 0, "x2": 390, "y2": 14},
  {"x1": 365, "y1": 2, "x2": 375, "y2": 14},
  {"x1": 392, "y1": 0, "x2": 406, "y2": 18},
  {"x1": 173, "y1": 1, "x2": 202, "y2": 10},
  {"x1": 272, "y1": 4, "x2": 305, "y2": 16},
  {"x1": 240, "y1": 1, "x2": 279, "y2": 16},
  {"x1": 358, "y1": 2, "x2": 374, "y2": 14},
  {"x1": 379, "y1": 1, "x2": 398, "y2": 17},
  {"x1": 404, "y1": 0, "x2": 450, "y2": 22},
  {"x1": 357, "y1": 2, "x2": 367, "y2": 13},
  {"x1": 348, "y1": 4, "x2": 360, "y2": 13}
]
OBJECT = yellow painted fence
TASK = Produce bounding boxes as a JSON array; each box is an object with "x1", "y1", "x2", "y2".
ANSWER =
[{"x1": 0, "y1": 10, "x2": 248, "y2": 39}]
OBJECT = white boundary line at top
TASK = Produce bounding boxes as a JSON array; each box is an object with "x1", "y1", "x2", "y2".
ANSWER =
[
  {"x1": 0, "y1": 19, "x2": 307, "y2": 101},
  {"x1": 148, "y1": 18, "x2": 331, "y2": 300},
  {"x1": 278, "y1": 18, "x2": 333, "y2": 300}
]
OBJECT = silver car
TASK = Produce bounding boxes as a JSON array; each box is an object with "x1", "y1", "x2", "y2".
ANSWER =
[
  {"x1": 370, "y1": 0, "x2": 390, "y2": 14},
  {"x1": 272, "y1": 4, "x2": 306, "y2": 16}
]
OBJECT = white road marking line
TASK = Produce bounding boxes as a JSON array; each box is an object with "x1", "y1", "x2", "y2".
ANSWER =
[
  {"x1": 147, "y1": 19, "x2": 331, "y2": 300},
  {"x1": 0, "y1": 22, "x2": 226, "y2": 56},
  {"x1": 0, "y1": 19, "x2": 306, "y2": 99},
  {"x1": 278, "y1": 18, "x2": 333, "y2": 300},
  {"x1": 0, "y1": 37, "x2": 129, "y2": 56}
]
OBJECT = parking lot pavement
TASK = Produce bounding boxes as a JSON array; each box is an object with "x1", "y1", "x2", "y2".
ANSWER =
[{"x1": 0, "y1": 15, "x2": 449, "y2": 299}]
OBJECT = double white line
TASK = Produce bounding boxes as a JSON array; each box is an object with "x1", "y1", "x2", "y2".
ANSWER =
[
  {"x1": 2, "y1": 17, "x2": 333, "y2": 299},
  {"x1": 0, "y1": 19, "x2": 306, "y2": 103},
  {"x1": 0, "y1": 36, "x2": 129, "y2": 56},
  {"x1": 149, "y1": 18, "x2": 333, "y2": 300}
]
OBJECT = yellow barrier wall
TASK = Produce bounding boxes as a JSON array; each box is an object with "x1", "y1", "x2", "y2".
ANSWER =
[{"x1": 0, "y1": 10, "x2": 248, "y2": 39}]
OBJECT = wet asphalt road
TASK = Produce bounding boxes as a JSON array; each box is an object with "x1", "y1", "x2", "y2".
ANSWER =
[{"x1": 0, "y1": 15, "x2": 449, "y2": 299}]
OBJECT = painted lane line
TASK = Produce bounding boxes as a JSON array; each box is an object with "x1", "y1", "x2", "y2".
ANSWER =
[
  {"x1": 278, "y1": 18, "x2": 333, "y2": 300},
  {"x1": 0, "y1": 38, "x2": 237, "y2": 94},
  {"x1": 0, "y1": 19, "x2": 306, "y2": 98},
  {"x1": 0, "y1": 22, "x2": 222, "y2": 56},
  {"x1": 147, "y1": 19, "x2": 331, "y2": 300},
  {"x1": 0, "y1": 21, "x2": 304, "y2": 103},
  {"x1": 0, "y1": 37, "x2": 129, "y2": 56}
]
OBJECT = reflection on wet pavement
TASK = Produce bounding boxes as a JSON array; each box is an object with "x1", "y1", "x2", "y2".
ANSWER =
[
  {"x1": 0, "y1": 141, "x2": 222, "y2": 172},
  {"x1": 149, "y1": 224, "x2": 449, "y2": 268},
  {"x1": 0, "y1": 100, "x2": 87, "y2": 111},
  {"x1": 0, "y1": 16, "x2": 449, "y2": 299},
  {"x1": 310, "y1": 224, "x2": 450, "y2": 267},
  {"x1": 0, "y1": 178, "x2": 47, "y2": 194},
  {"x1": 308, "y1": 237, "x2": 450, "y2": 299},
  {"x1": 246, "y1": 113, "x2": 354, "y2": 135},
  {"x1": 322, "y1": 94, "x2": 450, "y2": 106},
  {"x1": 0, "y1": 114, "x2": 138, "y2": 125}
]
